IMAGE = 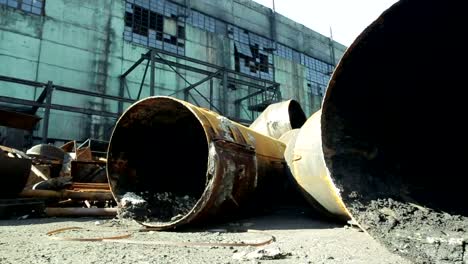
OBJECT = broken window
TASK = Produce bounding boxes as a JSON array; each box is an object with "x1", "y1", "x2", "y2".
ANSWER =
[
  {"x1": 234, "y1": 41, "x2": 273, "y2": 80},
  {"x1": 230, "y1": 26, "x2": 274, "y2": 80},
  {"x1": 123, "y1": 0, "x2": 332, "y2": 85},
  {"x1": 0, "y1": 0, "x2": 44, "y2": 15},
  {"x1": 124, "y1": 0, "x2": 185, "y2": 55}
]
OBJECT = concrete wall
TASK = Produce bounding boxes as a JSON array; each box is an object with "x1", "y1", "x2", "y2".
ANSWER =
[
  {"x1": 0, "y1": 0, "x2": 346, "y2": 143},
  {"x1": 0, "y1": 1, "x2": 123, "y2": 141}
]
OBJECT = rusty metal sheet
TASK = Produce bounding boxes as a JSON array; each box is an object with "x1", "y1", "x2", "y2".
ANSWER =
[
  {"x1": 75, "y1": 147, "x2": 93, "y2": 161},
  {"x1": 71, "y1": 160, "x2": 107, "y2": 183}
]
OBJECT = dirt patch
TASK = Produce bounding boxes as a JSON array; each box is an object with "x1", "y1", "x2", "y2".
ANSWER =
[
  {"x1": 118, "y1": 192, "x2": 197, "y2": 223},
  {"x1": 346, "y1": 197, "x2": 468, "y2": 264},
  {"x1": 0, "y1": 208, "x2": 411, "y2": 264}
]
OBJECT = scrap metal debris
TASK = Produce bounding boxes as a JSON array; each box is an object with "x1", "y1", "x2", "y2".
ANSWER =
[
  {"x1": 0, "y1": 145, "x2": 32, "y2": 198},
  {"x1": 0, "y1": 139, "x2": 116, "y2": 219}
]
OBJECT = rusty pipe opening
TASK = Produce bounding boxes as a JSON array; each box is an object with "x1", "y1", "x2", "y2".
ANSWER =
[
  {"x1": 107, "y1": 97, "x2": 286, "y2": 229},
  {"x1": 321, "y1": 0, "x2": 467, "y2": 262},
  {"x1": 107, "y1": 97, "x2": 208, "y2": 224}
]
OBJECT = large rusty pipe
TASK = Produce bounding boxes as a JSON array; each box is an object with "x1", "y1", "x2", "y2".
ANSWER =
[
  {"x1": 107, "y1": 96, "x2": 286, "y2": 230},
  {"x1": 249, "y1": 99, "x2": 307, "y2": 139},
  {"x1": 285, "y1": 0, "x2": 467, "y2": 263}
]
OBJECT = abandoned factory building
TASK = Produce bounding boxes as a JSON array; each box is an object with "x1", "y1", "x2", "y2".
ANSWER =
[{"x1": 0, "y1": 0, "x2": 346, "y2": 146}]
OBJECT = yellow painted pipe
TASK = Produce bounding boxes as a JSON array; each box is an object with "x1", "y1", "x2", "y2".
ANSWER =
[
  {"x1": 249, "y1": 99, "x2": 306, "y2": 139},
  {"x1": 107, "y1": 96, "x2": 286, "y2": 230},
  {"x1": 282, "y1": 111, "x2": 350, "y2": 221}
]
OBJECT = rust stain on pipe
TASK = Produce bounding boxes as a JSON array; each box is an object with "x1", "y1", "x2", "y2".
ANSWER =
[{"x1": 107, "y1": 96, "x2": 286, "y2": 230}]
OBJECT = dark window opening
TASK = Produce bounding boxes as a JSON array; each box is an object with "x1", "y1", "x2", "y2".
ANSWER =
[
  {"x1": 259, "y1": 54, "x2": 269, "y2": 73},
  {"x1": 156, "y1": 32, "x2": 163, "y2": 41},
  {"x1": 177, "y1": 25, "x2": 185, "y2": 38},
  {"x1": 251, "y1": 44, "x2": 259, "y2": 58},
  {"x1": 125, "y1": 12, "x2": 133, "y2": 27}
]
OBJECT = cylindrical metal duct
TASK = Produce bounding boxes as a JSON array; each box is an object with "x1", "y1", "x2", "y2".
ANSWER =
[
  {"x1": 286, "y1": 0, "x2": 467, "y2": 263},
  {"x1": 249, "y1": 99, "x2": 306, "y2": 139},
  {"x1": 0, "y1": 146, "x2": 32, "y2": 198},
  {"x1": 282, "y1": 111, "x2": 350, "y2": 221},
  {"x1": 107, "y1": 96, "x2": 286, "y2": 230}
]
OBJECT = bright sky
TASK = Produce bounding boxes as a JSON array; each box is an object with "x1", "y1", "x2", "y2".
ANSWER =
[{"x1": 252, "y1": 0, "x2": 399, "y2": 46}]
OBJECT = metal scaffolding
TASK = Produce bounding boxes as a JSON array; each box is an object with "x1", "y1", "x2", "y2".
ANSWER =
[
  {"x1": 0, "y1": 75, "x2": 133, "y2": 144},
  {"x1": 119, "y1": 49, "x2": 281, "y2": 123},
  {"x1": 0, "y1": 48, "x2": 281, "y2": 144}
]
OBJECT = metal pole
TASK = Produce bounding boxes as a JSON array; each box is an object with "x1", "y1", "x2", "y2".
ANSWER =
[
  {"x1": 184, "y1": 89, "x2": 189, "y2": 102},
  {"x1": 42, "y1": 81, "x2": 53, "y2": 143},
  {"x1": 150, "y1": 50, "x2": 155, "y2": 96},
  {"x1": 118, "y1": 78, "x2": 124, "y2": 113},
  {"x1": 138, "y1": 59, "x2": 150, "y2": 100},
  {"x1": 329, "y1": 26, "x2": 336, "y2": 66},
  {"x1": 209, "y1": 78, "x2": 213, "y2": 110},
  {"x1": 222, "y1": 69, "x2": 228, "y2": 114},
  {"x1": 235, "y1": 102, "x2": 240, "y2": 121}
]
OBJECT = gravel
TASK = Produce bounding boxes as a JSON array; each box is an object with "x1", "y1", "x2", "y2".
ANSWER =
[{"x1": 0, "y1": 208, "x2": 411, "y2": 264}]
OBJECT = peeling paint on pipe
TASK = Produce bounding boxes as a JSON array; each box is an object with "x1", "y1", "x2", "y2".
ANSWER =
[{"x1": 107, "y1": 96, "x2": 286, "y2": 230}]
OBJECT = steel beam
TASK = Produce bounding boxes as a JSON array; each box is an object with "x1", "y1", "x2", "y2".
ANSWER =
[
  {"x1": 120, "y1": 53, "x2": 147, "y2": 78},
  {"x1": 41, "y1": 81, "x2": 53, "y2": 143},
  {"x1": 0, "y1": 96, "x2": 119, "y2": 118},
  {"x1": 150, "y1": 50, "x2": 155, "y2": 96}
]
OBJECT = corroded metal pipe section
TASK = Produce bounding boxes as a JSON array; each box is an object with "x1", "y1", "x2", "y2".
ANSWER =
[
  {"x1": 0, "y1": 146, "x2": 32, "y2": 198},
  {"x1": 249, "y1": 100, "x2": 306, "y2": 139},
  {"x1": 286, "y1": 0, "x2": 467, "y2": 263},
  {"x1": 107, "y1": 96, "x2": 285, "y2": 230}
]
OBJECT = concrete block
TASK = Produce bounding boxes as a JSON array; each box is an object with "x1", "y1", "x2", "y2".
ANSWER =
[
  {"x1": 0, "y1": 30, "x2": 41, "y2": 61},
  {"x1": 0, "y1": 7, "x2": 43, "y2": 38},
  {"x1": 39, "y1": 40, "x2": 96, "y2": 72}
]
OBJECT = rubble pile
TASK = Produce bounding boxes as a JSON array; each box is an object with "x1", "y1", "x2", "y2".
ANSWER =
[
  {"x1": 118, "y1": 192, "x2": 197, "y2": 223},
  {"x1": 0, "y1": 139, "x2": 115, "y2": 219}
]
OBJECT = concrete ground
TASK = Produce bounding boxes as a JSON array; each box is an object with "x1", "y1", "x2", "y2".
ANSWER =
[{"x1": 0, "y1": 208, "x2": 410, "y2": 264}]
